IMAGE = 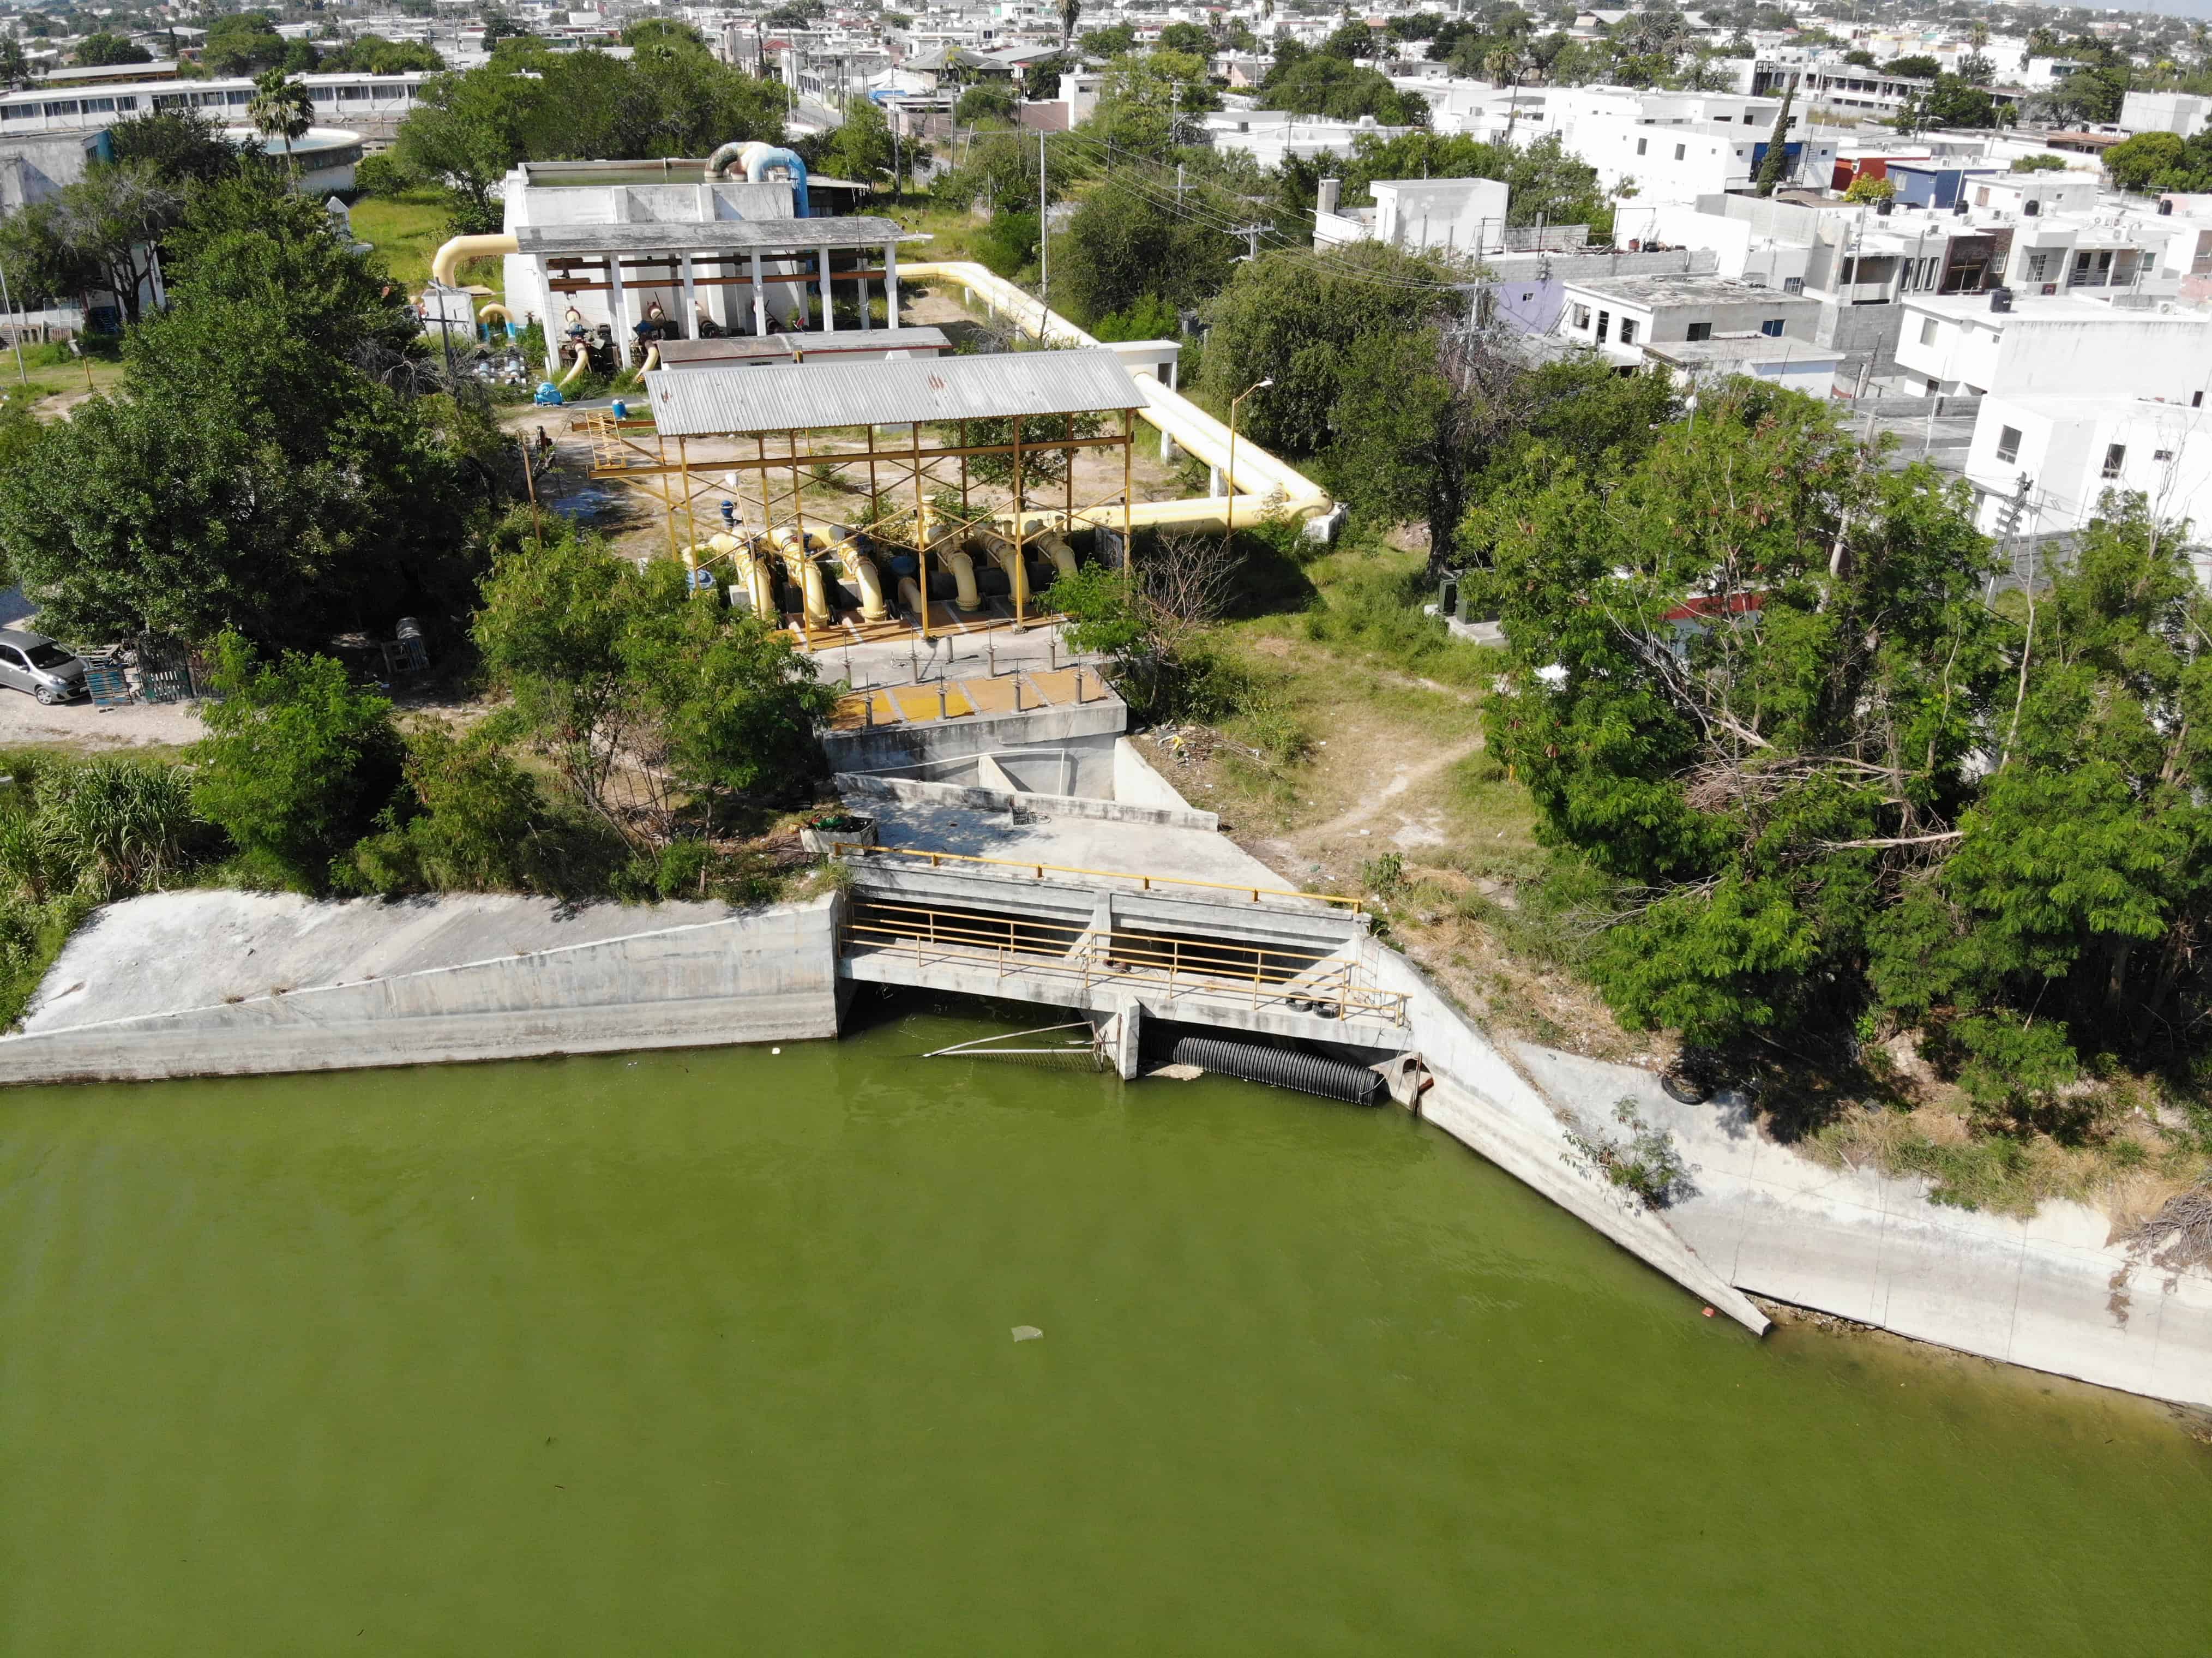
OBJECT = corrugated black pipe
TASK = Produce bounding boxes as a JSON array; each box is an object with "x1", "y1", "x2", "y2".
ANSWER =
[{"x1": 1169, "y1": 1037, "x2": 1385, "y2": 1106}]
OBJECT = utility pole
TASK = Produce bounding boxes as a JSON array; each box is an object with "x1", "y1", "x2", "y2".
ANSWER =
[
  {"x1": 1038, "y1": 125, "x2": 1049, "y2": 322},
  {"x1": 1231, "y1": 222, "x2": 1272, "y2": 261},
  {"x1": 0, "y1": 262, "x2": 25, "y2": 385}
]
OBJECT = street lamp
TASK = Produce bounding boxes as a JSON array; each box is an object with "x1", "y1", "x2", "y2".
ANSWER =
[{"x1": 1225, "y1": 377, "x2": 1273, "y2": 533}]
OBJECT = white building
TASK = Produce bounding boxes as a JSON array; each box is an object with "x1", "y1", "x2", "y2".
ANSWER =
[
  {"x1": 1202, "y1": 109, "x2": 1416, "y2": 166},
  {"x1": 2121, "y1": 91, "x2": 2212, "y2": 141},
  {"x1": 1965, "y1": 394, "x2": 2212, "y2": 545},
  {"x1": 1311, "y1": 175, "x2": 1509, "y2": 256},
  {"x1": 1555, "y1": 272, "x2": 1823, "y2": 368},
  {"x1": 1894, "y1": 292, "x2": 2212, "y2": 400},
  {"x1": 1574, "y1": 104, "x2": 1836, "y2": 205}
]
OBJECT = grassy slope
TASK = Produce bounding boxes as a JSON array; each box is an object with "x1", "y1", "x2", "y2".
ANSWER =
[{"x1": 350, "y1": 188, "x2": 506, "y2": 301}]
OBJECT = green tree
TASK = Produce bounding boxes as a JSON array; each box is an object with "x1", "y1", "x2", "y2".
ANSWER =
[
  {"x1": 2106, "y1": 129, "x2": 2212, "y2": 193},
  {"x1": 190, "y1": 633, "x2": 405, "y2": 886},
  {"x1": 0, "y1": 160, "x2": 181, "y2": 323},
  {"x1": 1258, "y1": 53, "x2": 1425, "y2": 123},
  {"x1": 247, "y1": 67, "x2": 314, "y2": 173},
  {"x1": 1200, "y1": 243, "x2": 1458, "y2": 458},
  {"x1": 1157, "y1": 20, "x2": 1213, "y2": 54},
  {"x1": 830, "y1": 95, "x2": 898, "y2": 188},
  {"x1": 2011, "y1": 153, "x2": 2069, "y2": 173},
  {"x1": 1754, "y1": 73, "x2": 1797, "y2": 195},
  {"x1": 473, "y1": 515, "x2": 831, "y2": 836},
  {"x1": 1080, "y1": 23, "x2": 1137, "y2": 55},
  {"x1": 0, "y1": 38, "x2": 28, "y2": 88},
  {"x1": 1843, "y1": 172, "x2": 1896, "y2": 202},
  {"x1": 0, "y1": 172, "x2": 474, "y2": 648},
  {"x1": 1885, "y1": 54, "x2": 1941, "y2": 78},
  {"x1": 1898, "y1": 74, "x2": 2002, "y2": 131},
  {"x1": 620, "y1": 17, "x2": 704, "y2": 49},
  {"x1": 73, "y1": 32, "x2": 151, "y2": 66},
  {"x1": 1471, "y1": 383, "x2": 2004, "y2": 1047},
  {"x1": 1056, "y1": 173, "x2": 1234, "y2": 326},
  {"x1": 202, "y1": 11, "x2": 290, "y2": 75},
  {"x1": 956, "y1": 80, "x2": 1018, "y2": 124},
  {"x1": 105, "y1": 109, "x2": 243, "y2": 187},
  {"x1": 318, "y1": 34, "x2": 444, "y2": 73},
  {"x1": 1089, "y1": 47, "x2": 1219, "y2": 156}
]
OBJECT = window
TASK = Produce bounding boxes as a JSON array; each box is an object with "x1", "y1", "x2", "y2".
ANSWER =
[
  {"x1": 1995, "y1": 425, "x2": 2021, "y2": 464},
  {"x1": 1974, "y1": 186, "x2": 1989, "y2": 206},
  {"x1": 1783, "y1": 275, "x2": 1804, "y2": 294},
  {"x1": 1596, "y1": 310, "x2": 1610, "y2": 343},
  {"x1": 1686, "y1": 321, "x2": 1712, "y2": 341},
  {"x1": 117, "y1": 96, "x2": 137, "y2": 111},
  {"x1": 2154, "y1": 448, "x2": 2174, "y2": 462},
  {"x1": 2198, "y1": 392, "x2": 2206, "y2": 409},
  {"x1": 2101, "y1": 443, "x2": 2126, "y2": 479},
  {"x1": 1619, "y1": 318, "x2": 1638, "y2": 345},
  {"x1": 1920, "y1": 317, "x2": 1939, "y2": 346},
  {"x1": 83, "y1": 97, "x2": 115, "y2": 113},
  {"x1": 1636, "y1": 136, "x2": 1648, "y2": 155},
  {"x1": 1760, "y1": 318, "x2": 1784, "y2": 337},
  {"x1": 1572, "y1": 304, "x2": 1590, "y2": 329},
  {"x1": 0, "y1": 647, "x2": 26, "y2": 669},
  {"x1": 41, "y1": 101, "x2": 80, "y2": 118},
  {"x1": 0, "y1": 105, "x2": 28, "y2": 122},
  {"x1": 1674, "y1": 142, "x2": 1686, "y2": 160}
]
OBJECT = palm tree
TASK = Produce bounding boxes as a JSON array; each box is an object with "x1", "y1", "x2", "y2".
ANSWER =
[
  {"x1": 248, "y1": 67, "x2": 313, "y2": 176},
  {"x1": 1058, "y1": 0, "x2": 1079, "y2": 47}
]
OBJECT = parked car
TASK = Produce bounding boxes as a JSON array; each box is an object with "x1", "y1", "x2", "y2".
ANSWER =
[{"x1": 0, "y1": 629, "x2": 88, "y2": 705}]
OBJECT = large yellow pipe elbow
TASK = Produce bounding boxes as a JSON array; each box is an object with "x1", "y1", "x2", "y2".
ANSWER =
[
  {"x1": 896, "y1": 575, "x2": 924, "y2": 618},
  {"x1": 797, "y1": 559, "x2": 831, "y2": 627},
  {"x1": 1036, "y1": 532, "x2": 1077, "y2": 582},
  {"x1": 946, "y1": 549, "x2": 982, "y2": 612},
  {"x1": 558, "y1": 340, "x2": 589, "y2": 387},
  {"x1": 636, "y1": 343, "x2": 659, "y2": 376},
  {"x1": 431, "y1": 232, "x2": 520, "y2": 289},
  {"x1": 835, "y1": 543, "x2": 888, "y2": 622}
]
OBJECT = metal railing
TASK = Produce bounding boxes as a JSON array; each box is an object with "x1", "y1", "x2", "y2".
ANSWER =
[
  {"x1": 833, "y1": 842, "x2": 1364, "y2": 913},
  {"x1": 840, "y1": 899, "x2": 1407, "y2": 1026}
]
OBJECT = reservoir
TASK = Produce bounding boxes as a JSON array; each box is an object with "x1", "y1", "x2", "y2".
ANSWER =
[{"x1": 3, "y1": 997, "x2": 2208, "y2": 1654}]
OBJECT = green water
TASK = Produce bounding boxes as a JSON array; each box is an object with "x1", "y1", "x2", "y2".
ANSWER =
[{"x1": 3, "y1": 1002, "x2": 2209, "y2": 1655}]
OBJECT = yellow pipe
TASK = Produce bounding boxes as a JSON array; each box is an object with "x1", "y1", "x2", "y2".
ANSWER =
[
  {"x1": 970, "y1": 527, "x2": 1030, "y2": 614},
  {"x1": 1034, "y1": 531, "x2": 1077, "y2": 581},
  {"x1": 637, "y1": 343, "x2": 659, "y2": 376},
  {"x1": 832, "y1": 537, "x2": 888, "y2": 622},
  {"x1": 895, "y1": 575, "x2": 924, "y2": 618},
  {"x1": 431, "y1": 232, "x2": 520, "y2": 289},
  {"x1": 708, "y1": 532, "x2": 778, "y2": 617},
  {"x1": 945, "y1": 548, "x2": 981, "y2": 612},
  {"x1": 557, "y1": 340, "x2": 589, "y2": 387},
  {"x1": 478, "y1": 303, "x2": 514, "y2": 328},
  {"x1": 796, "y1": 558, "x2": 831, "y2": 627}
]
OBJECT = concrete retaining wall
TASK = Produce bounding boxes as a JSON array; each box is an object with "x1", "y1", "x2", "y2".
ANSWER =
[
  {"x1": 1517, "y1": 1046, "x2": 2212, "y2": 1409},
  {"x1": 824, "y1": 702, "x2": 1126, "y2": 792},
  {"x1": 837, "y1": 770, "x2": 1221, "y2": 832},
  {"x1": 1363, "y1": 947, "x2": 1772, "y2": 1333},
  {"x1": 0, "y1": 893, "x2": 844, "y2": 1086},
  {"x1": 1113, "y1": 738, "x2": 1200, "y2": 814}
]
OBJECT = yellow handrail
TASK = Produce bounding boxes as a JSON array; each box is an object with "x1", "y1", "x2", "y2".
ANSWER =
[
  {"x1": 837, "y1": 911, "x2": 1406, "y2": 1025},
  {"x1": 832, "y1": 842, "x2": 1363, "y2": 913}
]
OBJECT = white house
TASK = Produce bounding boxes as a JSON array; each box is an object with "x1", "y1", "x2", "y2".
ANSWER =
[
  {"x1": 1311, "y1": 175, "x2": 1510, "y2": 256},
  {"x1": 2121, "y1": 90, "x2": 2212, "y2": 141},
  {"x1": 1965, "y1": 393, "x2": 2212, "y2": 545},
  {"x1": 1893, "y1": 293, "x2": 2212, "y2": 399},
  {"x1": 1555, "y1": 272, "x2": 1823, "y2": 368}
]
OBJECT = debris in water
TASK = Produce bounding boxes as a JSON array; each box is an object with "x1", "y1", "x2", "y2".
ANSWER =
[{"x1": 1012, "y1": 1325, "x2": 1043, "y2": 1342}]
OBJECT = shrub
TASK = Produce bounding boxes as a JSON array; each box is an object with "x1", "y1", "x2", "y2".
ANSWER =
[
  {"x1": 35, "y1": 756, "x2": 202, "y2": 896},
  {"x1": 190, "y1": 633, "x2": 404, "y2": 888}
]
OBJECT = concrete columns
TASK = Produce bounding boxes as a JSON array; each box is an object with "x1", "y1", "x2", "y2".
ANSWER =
[
  {"x1": 749, "y1": 250, "x2": 767, "y2": 336},
  {"x1": 886, "y1": 239, "x2": 901, "y2": 326},
  {"x1": 533, "y1": 253, "x2": 558, "y2": 379},
  {"x1": 606, "y1": 253, "x2": 629, "y2": 352},
  {"x1": 680, "y1": 253, "x2": 699, "y2": 339},
  {"x1": 818, "y1": 244, "x2": 834, "y2": 333}
]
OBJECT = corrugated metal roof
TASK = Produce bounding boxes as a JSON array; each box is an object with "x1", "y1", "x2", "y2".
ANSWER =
[
  {"x1": 515, "y1": 217, "x2": 913, "y2": 256},
  {"x1": 657, "y1": 326, "x2": 951, "y2": 368},
  {"x1": 645, "y1": 350, "x2": 1145, "y2": 436}
]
